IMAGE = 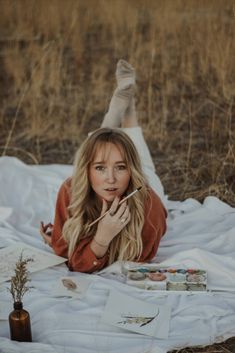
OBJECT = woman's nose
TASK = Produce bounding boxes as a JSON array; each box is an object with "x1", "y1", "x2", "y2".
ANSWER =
[{"x1": 106, "y1": 168, "x2": 116, "y2": 182}]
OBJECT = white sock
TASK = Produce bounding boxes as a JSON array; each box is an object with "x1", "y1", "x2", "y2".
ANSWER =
[
  {"x1": 101, "y1": 60, "x2": 135, "y2": 128},
  {"x1": 116, "y1": 59, "x2": 136, "y2": 89}
]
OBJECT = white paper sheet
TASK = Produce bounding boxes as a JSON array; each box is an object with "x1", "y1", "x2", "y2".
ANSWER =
[
  {"x1": 50, "y1": 276, "x2": 91, "y2": 298},
  {"x1": 0, "y1": 242, "x2": 66, "y2": 283},
  {"x1": 101, "y1": 290, "x2": 171, "y2": 338}
]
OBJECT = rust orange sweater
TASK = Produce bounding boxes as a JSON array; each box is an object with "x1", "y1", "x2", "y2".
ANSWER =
[{"x1": 52, "y1": 178, "x2": 167, "y2": 273}]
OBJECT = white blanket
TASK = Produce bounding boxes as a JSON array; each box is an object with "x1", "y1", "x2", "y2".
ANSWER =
[{"x1": 0, "y1": 156, "x2": 234, "y2": 353}]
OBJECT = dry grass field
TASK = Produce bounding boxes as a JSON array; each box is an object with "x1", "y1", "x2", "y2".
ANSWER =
[{"x1": 0, "y1": 1, "x2": 234, "y2": 351}]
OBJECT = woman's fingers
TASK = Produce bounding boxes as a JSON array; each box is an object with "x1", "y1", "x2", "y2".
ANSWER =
[
  {"x1": 97, "y1": 198, "x2": 130, "y2": 243},
  {"x1": 40, "y1": 221, "x2": 53, "y2": 235},
  {"x1": 110, "y1": 201, "x2": 130, "y2": 228},
  {"x1": 40, "y1": 221, "x2": 53, "y2": 246},
  {"x1": 115, "y1": 201, "x2": 128, "y2": 219},
  {"x1": 119, "y1": 208, "x2": 130, "y2": 226},
  {"x1": 109, "y1": 196, "x2": 120, "y2": 216},
  {"x1": 107, "y1": 199, "x2": 130, "y2": 226},
  {"x1": 101, "y1": 199, "x2": 108, "y2": 215},
  {"x1": 121, "y1": 205, "x2": 130, "y2": 220},
  {"x1": 122, "y1": 212, "x2": 131, "y2": 225},
  {"x1": 40, "y1": 228, "x2": 52, "y2": 246}
]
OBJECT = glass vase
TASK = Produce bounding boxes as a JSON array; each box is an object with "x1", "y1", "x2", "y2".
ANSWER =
[{"x1": 9, "y1": 301, "x2": 32, "y2": 342}]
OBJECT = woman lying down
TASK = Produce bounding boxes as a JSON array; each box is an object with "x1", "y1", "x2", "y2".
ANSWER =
[{"x1": 40, "y1": 59, "x2": 167, "y2": 273}]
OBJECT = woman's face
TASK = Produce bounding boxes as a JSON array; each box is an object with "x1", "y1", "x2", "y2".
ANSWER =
[{"x1": 89, "y1": 142, "x2": 131, "y2": 202}]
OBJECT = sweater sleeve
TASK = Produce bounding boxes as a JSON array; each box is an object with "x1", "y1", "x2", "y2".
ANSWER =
[
  {"x1": 51, "y1": 179, "x2": 109, "y2": 273},
  {"x1": 138, "y1": 188, "x2": 167, "y2": 262},
  {"x1": 51, "y1": 179, "x2": 71, "y2": 258}
]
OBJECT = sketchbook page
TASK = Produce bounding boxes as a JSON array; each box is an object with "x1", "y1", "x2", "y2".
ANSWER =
[
  {"x1": 50, "y1": 277, "x2": 91, "y2": 299},
  {"x1": 0, "y1": 242, "x2": 66, "y2": 283},
  {"x1": 100, "y1": 289, "x2": 171, "y2": 338}
]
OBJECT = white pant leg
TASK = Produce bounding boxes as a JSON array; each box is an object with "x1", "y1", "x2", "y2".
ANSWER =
[{"x1": 121, "y1": 127, "x2": 166, "y2": 204}]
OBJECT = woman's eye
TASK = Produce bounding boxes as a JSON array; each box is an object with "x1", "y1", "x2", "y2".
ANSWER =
[
  {"x1": 95, "y1": 166, "x2": 105, "y2": 171},
  {"x1": 117, "y1": 165, "x2": 126, "y2": 170}
]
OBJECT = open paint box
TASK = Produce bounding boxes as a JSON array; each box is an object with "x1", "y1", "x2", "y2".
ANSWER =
[{"x1": 123, "y1": 264, "x2": 207, "y2": 291}]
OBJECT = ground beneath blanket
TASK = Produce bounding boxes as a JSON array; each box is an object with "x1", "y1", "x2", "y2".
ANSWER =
[{"x1": 170, "y1": 337, "x2": 235, "y2": 353}]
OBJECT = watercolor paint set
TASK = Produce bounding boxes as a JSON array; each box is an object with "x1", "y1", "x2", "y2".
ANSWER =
[{"x1": 122, "y1": 264, "x2": 207, "y2": 291}]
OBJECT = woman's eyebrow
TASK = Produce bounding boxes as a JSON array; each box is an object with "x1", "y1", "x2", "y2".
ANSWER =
[
  {"x1": 92, "y1": 160, "x2": 126, "y2": 165},
  {"x1": 91, "y1": 161, "x2": 105, "y2": 165}
]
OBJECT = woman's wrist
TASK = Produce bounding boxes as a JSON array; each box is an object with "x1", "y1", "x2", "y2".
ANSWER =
[
  {"x1": 90, "y1": 235, "x2": 110, "y2": 259},
  {"x1": 93, "y1": 236, "x2": 109, "y2": 248}
]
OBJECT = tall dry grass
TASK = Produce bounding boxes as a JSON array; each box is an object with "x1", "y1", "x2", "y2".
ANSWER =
[{"x1": 0, "y1": 0, "x2": 234, "y2": 206}]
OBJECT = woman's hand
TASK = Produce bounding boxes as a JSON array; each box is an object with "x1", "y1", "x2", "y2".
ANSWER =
[
  {"x1": 94, "y1": 197, "x2": 130, "y2": 246},
  {"x1": 40, "y1": 221, "x2": 53, "y2": 247}
]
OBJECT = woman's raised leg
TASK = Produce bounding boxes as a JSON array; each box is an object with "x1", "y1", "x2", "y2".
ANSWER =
[
  {"x1": 101, "y1": 59, "x2": 166, "y2": 203},
  {"x1": 101, "y1": 60, "x2": 135, "y2": 128}
]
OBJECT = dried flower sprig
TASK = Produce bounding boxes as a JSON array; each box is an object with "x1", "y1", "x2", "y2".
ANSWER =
[
  {"x1": 117, "y1": 309, "x2": 159, "y2": 327},
  {"x1": 9, "y1": 253, "x2": 34, "y2": 303}
]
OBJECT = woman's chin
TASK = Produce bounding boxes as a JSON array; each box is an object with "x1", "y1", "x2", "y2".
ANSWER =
[
  {"x1": 104, "y1": 195, "x2": 116, "y2": 203},
  {"x1": 96, "y1": 190, "x2": 123, "y2": 203}
]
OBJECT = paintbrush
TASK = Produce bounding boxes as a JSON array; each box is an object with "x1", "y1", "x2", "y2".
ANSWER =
[{"x1": 88, "y1": 186, "x2": 142, "y2": 228}]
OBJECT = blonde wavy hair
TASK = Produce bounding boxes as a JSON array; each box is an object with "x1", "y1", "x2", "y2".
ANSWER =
[{"x1": 62, "y1": 128, "x2": 148, "y2": 265}]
